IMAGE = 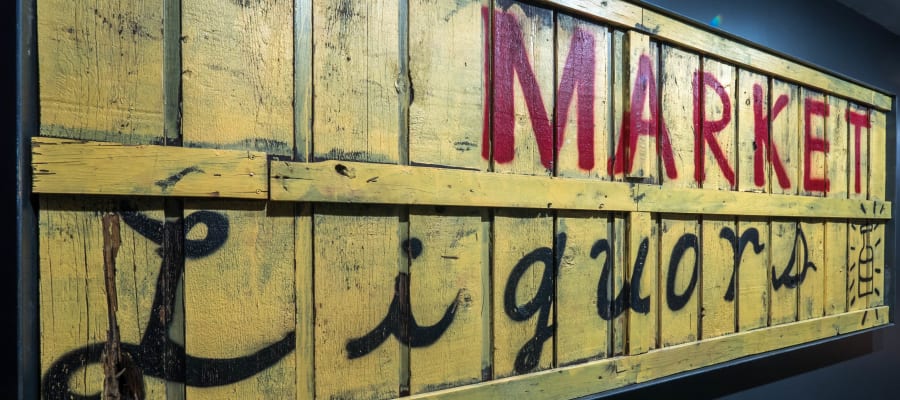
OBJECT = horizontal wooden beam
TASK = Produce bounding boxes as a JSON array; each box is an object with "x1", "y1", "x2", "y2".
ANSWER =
[
  {"x1": 32, "y1": 137, "x2": 268, "y2": 199},
  {"x1": 539, "y1": 0, "x2": 892, "y2": 111},
  {"x1": 272, "y1": 161, "x2": 891, "y2": 220},
  {"x1": 407, "y1": 306, "x2": 889, "y2": 400}
]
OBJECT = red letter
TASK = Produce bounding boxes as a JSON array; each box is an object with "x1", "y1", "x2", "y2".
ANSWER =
[
  {"x1": 608, "y1": 55, "x2": 677, "y2": 178},
  {"x1": 803, "y1": 98, "x2": 830, "y2": 193},
  {"x1": 485, "y1": 10, "x2": 596, "y2": 170},
  {"x1": 752, "y1": 84, "x2": 792, "y2": 189},
  {"x1": 693, "y1": 71, "x2": 735, "y2": 187},
  {"x1": 846, "y1": 108, "x2": 870, "y2": 194}
]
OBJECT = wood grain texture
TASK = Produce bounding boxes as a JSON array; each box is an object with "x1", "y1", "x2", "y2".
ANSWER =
[
  {"x1": 736, "y1": 218, "x2": 769, "y2": 331},
  {"x1": 610, "y1": 30, "x2": 627, "y2": 182},
  {"x1": 37, "y1": 0, "x2": 165, "y2": 144},
  {"x1": 847, "y1": 104, "x2": 870, "y2": 312},
  {"x1": 295, "y1": 203, "x2": 314, "y2": 399},
  {"x1": 625, "y1": 31, "x2": 654, "y2": 180},
  {"x1": 313, "y1": 0, "x2": 402, "y2": 163},
  {"x1": 40, "y1": 198, "x2": 168, "y2": 399},
  {"x1": 768, "y1": 80, "x2": 800, "y2": 326},
  {"x1": 181, "y1": 201, "x2": 296, "y2": 399},
  {"x1": 627, "y1": 211, "x2": 656, "y2": 354},
  {"x1": 798, "y1": 89, "x2": 826, "y2": 321},
  {"x1": 181, "y1": 0, "x2": 293, "y2": 156},
  {"x1": 407, "y1": 0, "x2": 488, "y2": 393},
  {"x1": 32, "y1": 137, "x2": 268, "y2": 199},
  {"x1": 867, "y1": 110, "x2": 887, "y2": 308},
  {"x1": 555, "y1": 14, "x2": 610, "y2": 178},
  {"x1": 657, "y1": 45, "x2": 699, "y2": 348},
  {"x1": 405, "y1": 307, "x2": 889, "y2": 400},
  {"x1": 824, "y1": 96, "x2": 849, "y2": 316}
]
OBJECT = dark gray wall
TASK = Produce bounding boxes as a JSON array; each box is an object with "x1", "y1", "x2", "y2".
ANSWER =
[{"x1": 600, "y1": 0, "x2": 900, "y2": 398}]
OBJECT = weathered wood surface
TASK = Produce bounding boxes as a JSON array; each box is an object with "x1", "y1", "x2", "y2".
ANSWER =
[
  {"x1": 35, "y1": 0, "x2": 894, "y2": 398},
  {"x1": 32, "y1": 137, "x2": 268, "y2": 199}
]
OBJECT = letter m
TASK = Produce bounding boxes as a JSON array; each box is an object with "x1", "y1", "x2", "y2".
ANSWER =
[{"x1": 485, "y1": 10, "x2": 597, "y2": 170}]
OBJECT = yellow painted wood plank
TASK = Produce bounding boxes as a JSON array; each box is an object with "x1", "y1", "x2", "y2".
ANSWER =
[
  {"x1": 611, "y1": 30, "x2": 627, "y2": 182},
  {"x1": 37, "y1": 0, "x2": 164, "y2": 143},
  {"x1": 824, "y1": 96, "x2": 849, "y2": 316},
  {"x1": 612, "y1": 214, "x2": 628, "y2": 356},
  {"x1": 181, "y1": 201, "x2": 296, "y2": 398},
  {"x1": 273, "y1": 160, "x2": 891, "y2": 220},
  {"x1": 701, "y1": 59, "x2": 737, "y2": 191},
  {"x1": 797, "y1": 89, "x2": 826, "y2": 321},
  {"x1": 736, "y1": 218, "x2": 769, "y2": 331},
  {"x1": 407, "y1": 207, "x2": 486, "y2": 393},
  {"x1": 492, "y1": 211, "x2": 555, "y2": 378},
  {"x1": 625, "y1": 31, "x2": 655, "y2": 180},
  {"x1": 627, "y1": 211, "x2": 656, "y2": 354},
  {"x1": 295, "y1": 0, "x2": 313, "y2": 161},
  {"x1": 181, "y1": 0, "x2": 293, "y2": 156},
  {"x1": 657, "y1": 45, "x2": 699, "y2": 348},
  {"x1": 768, "y1": 80, "x2": 800, "y2": 326},
  {"x1": 313, "y1": 205, "x2": 402, "y2": 399},
  {"x1": 313, "y1": 0, "x2": 401, "y2": 163},
  {"x1": 311, "y1": 0, "x2": 405, "y2": 397},
  {"x1": 407, "y1": 0, "x2": 488, "y2": 393},
  {"x1": 556, "y1": 14, "x2": 611, "y2": 178},
  {"x1": 553, "y1": 14, "x2": 614, "y2": 369},
  {"x1": 659, "y1": 215, "x2": 699, "y2": 347},
  {"x1": 847, "y1": 104, "x2": 870, "y2": 312},
  {"x1": 737, "y1": 70, "x2": 768, "y2": 193},
  {"x1": 702, "y1": 217, "x2": 735, "y2": 338},
  {"x1": 491, "y1": 0, "x2": 554, "y2": 176},
  {"x1": 295, "y1": 203, "x2": 314, "y2": 398},
  {"x1": 39, "y1": 198, "x2": 168, "y2": 399},
  {"x1": 637, "y1": 6, "x2": 891, "y2": 111},
  {"x1": 868, "y1": 111, "x2": 887, "y2": 308},
  {"x1": 32, "y1": 137, "x2": 268, "y2": 199},
  {"x1": 409, "y1": 0, "x2": 488, "y2": 171},
  {"x1": 536, "y1": 0, "x2": 642, "y2": 29},
  {"x1": 557, "y1": 212, "x2": 612, "y2": 365},
  {"x1": 632, "y1": 184, "x2": 888, "y2": 219},
  {"x1": 659, "y1": 45, "x2": 698, "y2": 187},
  {"x1": 407, "y1": 307, "x2": 889, "y2": 400},
  {"x1": 734, "y1": 71, "x2": 769, "y2": 332}
]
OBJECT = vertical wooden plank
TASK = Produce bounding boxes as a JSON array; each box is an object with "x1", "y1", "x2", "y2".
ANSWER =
[
  {"x1": 311, "y1": 0, "x2": 405, "y2": 398},
  {"x1": 824, "y1": 96, "x2": 849, "y2": 316},
  {"x1": 181, "y1": 1, "x2": 296, "y2": 398},
  {"x1": 555, "y1": 13, "x2": 612, "y2": 367},
  {"x1": 628, "y1": 211, "x2": 657, "y2": 355},
  {"x1": 37, "y1": 2, "x2": 168, "y2": 397},
  {"x1": 409, "y1": 0, "x2": 489, "y2": 171},
  {"x1": 868, "y1": 110, "x2": 887, "y2": 307},
  {"x1": 658, "y1": 45, "x2": 699, "y2": 347},
  {"x1": 493, "y1": 211, "x2": 555, "y2": 377},
  {"x1": 314, "y1": 206, "x2": 401, "y2": 399},
  {"x1": 769, "y1": 79, "x2": 800, "y2": 326},
  {"x1": 701, "y1": 59, "x2": 737, "y2": 339},
  {"x1": 408, "y1": 0, "x2": 488, "y2": 393},
  {"x1": 736, "y1": 70, "x2": 769, "y2": 331},
  {"x1": 848, "y1": 103, "x2": 870, "y2": 312},
  {"x1": 182, "y1": 0, "x2": 293, "y2": 155},
  {"x1": 490, "y1": 0, "x2": 556, "y2": 379},
  {"x1": 37, "y1": 0, "x2": 164, "y2": 143},
  {"x1": 610, "y1": 31, "x2": 628, "y2": 356},
  {"x1": 313, "y1": 0, "x2": 402, "y2": 163},
  {"x1": 797, "y1": 89, "x2": 826, "y2": 321},
  {"x1": 40, "y1": 199, "x2": 168, "y2": 399},
  {"x1": 624, "y1": 31, "x2": 654, "y2": 180},
  {"x1": 555, "y1": 14, "x2": 610, "y2": 179}
]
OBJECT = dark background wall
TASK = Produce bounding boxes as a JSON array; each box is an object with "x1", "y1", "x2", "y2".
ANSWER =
[{"x1": 600, "y1": 0, "x2": 900, "y2": 398}]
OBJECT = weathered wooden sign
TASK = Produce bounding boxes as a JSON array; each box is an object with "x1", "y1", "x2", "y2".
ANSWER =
[{"x1": 33, "y1": 0, "x2": 890, "y2": 399}]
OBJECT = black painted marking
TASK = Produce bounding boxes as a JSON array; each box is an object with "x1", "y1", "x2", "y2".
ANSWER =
[
  {"x1": 720, "y1": 227, "x2": 765, "y2": 302},
  {"x1": 42, "y1": 210, "x2": 294, "y2": 400},
  {"x1": 594, "y1": 239, "x2": 628, "y2": 321},
  {"x1": 666, "y1": 234, "x2": 699, "y2": 311},
  {"x1": 155, "y1": 166, "x2": 204, "y2": 191},
  {"x1": 861, "y1": 203, "x2": 867, "y2": 214},
  {"x1": 862, "y1": 310, "x2": 868, "y2": 325},
  {"x1": 771, "y1": 226, "x2": 817, "y2": 290}
]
